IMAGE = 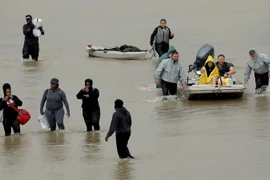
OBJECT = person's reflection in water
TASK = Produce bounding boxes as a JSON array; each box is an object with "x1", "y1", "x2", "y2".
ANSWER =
[
  {"x1": 22, "y1": 60, "x2": 41, "y2": 72},
  {"x1": 81, "y1": 132, "x2": 101, "y2": 163},
  {"x1": 114, "y1": 160, "x2": 134, "y2": 180},
  {"x1": 1, "y1": 136, "x2": 26, "y2": 167},
  {"x1": 42, "y1": 132, "x2": 68, "y2": 162}
]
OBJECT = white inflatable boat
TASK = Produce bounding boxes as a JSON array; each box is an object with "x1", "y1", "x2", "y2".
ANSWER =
[
  {"x1": 177, "y1": 44, "x2": 246, "y2": 100},
  {"x1": 86, "y1": 44, "x2": 148, "y2": 60}
]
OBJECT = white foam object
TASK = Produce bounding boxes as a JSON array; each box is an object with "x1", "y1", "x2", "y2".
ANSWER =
[
  {"x1": 32, "y1": 18, "x2": 43, "y2": 37},
  {"x1": 33, "y1": 29, "x2": 41, "y2": 37},
  {"x1": 32, "y1": 18, "x2": 43, "y2": 28},
  {"x1": 38, "y1": 107, "x2": 50, "y2": 129}
]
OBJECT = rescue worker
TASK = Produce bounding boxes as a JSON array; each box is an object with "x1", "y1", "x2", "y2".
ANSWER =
[
  {"x1": 150, "y1": 19, "x2": 174, "y2": 57},
  {"x1": 22, "y1": 14, "x2": 45, "y2": 61},
  {"x1": 76, "y1": 79, "x2": 101, "y2": 132},
  {"x1": 244, "y1": 49, "x2": 270, "y2": 93},
  {"x1": 154, "y1": 50, "x2": 187, "y2": 96},
  {"x1": 216, "y1": 54, "x2": 236, "y2": 77}
]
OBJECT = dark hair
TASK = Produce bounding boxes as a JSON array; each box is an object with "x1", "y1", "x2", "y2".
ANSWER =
[
  {"x1": 114, "y1": 99, "x2": 123, "y2": 108},
  {"x1": 171, "y1": 50, "x2": 179, "y2": 56},
  {"x1": 217, "y1": 54, "x2": 225, "y2": 58},
  {"x1": 160, "y1": 19, "x2": 167, "y2": 23},
  {"x1": 249, "y1": 49, "x2": 256, "y2": 55}
]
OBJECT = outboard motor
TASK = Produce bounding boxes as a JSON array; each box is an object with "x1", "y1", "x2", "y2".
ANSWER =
[{"x1": 188, "y1": 44, "x2": 215, "y2": 73}]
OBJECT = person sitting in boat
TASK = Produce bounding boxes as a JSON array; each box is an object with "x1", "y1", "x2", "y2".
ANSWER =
[
  {"x1": 155, "y1": 46, "x2": 176, "y2": 88},
  {"x1": 150, "y1": 19, "x2": 174, "y2": 57},
  {"x1": 199, "y1": 55, "x2": 220, "y2": 85},
  {"x1": 216, "y1": 54, "x2": 236, "y2": 78},
  {"x1": 154, "y1": 50, "x2": 187, "y2": 96}
]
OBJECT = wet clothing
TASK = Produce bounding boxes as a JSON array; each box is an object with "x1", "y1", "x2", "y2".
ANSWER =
[
  {"x1": 22, "y1": 23, "x2": 44, "y2": 60},
  {"x1": 0, "y1": 83, "x2": 23, "y2": 136},
  {"x1": 155, "y1": 46, "x2": 176, "y2": 88},
  {"x1": 161, "y1": 79, "x2": 177, "y2": 96},
  {"x1": 255, "y1": 72, "x2": 269, "y2": 92},
  {"x1": 150, "y1": 26, "x2": 174, "y2": 57},
  {"x1": 76, "y1": 79, "x2": 101, "y2": 131},
  {"x1": 244, "y1": 49, "x2": 270, "y2": 90},
  {"x1": 217, "y1": 62, "x2": 234, "y2": 77},
  {"x1": 40, "y1": 88, "x2": 70, "y2": 131},
  {"x1": 106, "y1": 107, "x2": 133, "y2": 158},
  {"x1": 199, "y1": 56, "x2": 220, "y2": 85},
  {"x1": 155, "y1": 58, "x2": 187, "y2": 90}
]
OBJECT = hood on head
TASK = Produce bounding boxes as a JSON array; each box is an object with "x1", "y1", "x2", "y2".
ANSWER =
[
  {"x1": 2, "y1": 83, "x2": 11, "y2": 96},
  {"x1": 85, "y1": 79, "x2": 93, "y2": 87},
  {"x1": 204, "y1": 55, "x2": 216, "y2": 65}
]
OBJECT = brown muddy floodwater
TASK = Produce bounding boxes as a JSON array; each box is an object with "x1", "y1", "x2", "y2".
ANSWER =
[{"x1": 1, "y1": 0, "x2": 270, "y2": 179}]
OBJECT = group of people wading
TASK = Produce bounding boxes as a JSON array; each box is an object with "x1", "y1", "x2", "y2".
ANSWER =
[
  {"x1": 0, "y1": 78, "x2": 134, "y2": 159},
  {"x1": 151, "y1": 19, "x2": 270, "y2": 95}
]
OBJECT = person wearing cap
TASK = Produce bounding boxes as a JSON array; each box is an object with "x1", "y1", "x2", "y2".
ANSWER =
[
  {"x1": 76, "y1": 79, "x2": 101, "y2": 132},
  {"x1": 22, "y1": 14, "x2": 45, "y2": 61},
  {"x1": 216, "y1": 54, "x2": 236, "y2": 78},
  {"x1": 244, "y1": 49, "x2": 270, "y2": 93},
  {"x1": 40, "y1": 78, "x2": 70, "y2": 131},
  {"x1": 154, "y1": 50, "x2": 187, "y2": 96},
  {"x1": 105, "y1": 99, "x2": 134, "y2": 159}
]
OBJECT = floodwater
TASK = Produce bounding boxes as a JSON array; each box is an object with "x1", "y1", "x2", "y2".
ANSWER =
[{"x1": 1, "y1": 0, "x2": 270, "y2": 179}]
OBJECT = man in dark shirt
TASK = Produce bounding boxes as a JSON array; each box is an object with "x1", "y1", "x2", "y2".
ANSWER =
[
  {"x1": 22, "y1": 14, "x2": 45, "y2": 61},
  {"x1": 216, "y1": 54, "x2": 236, "y2": 77},
  {"x1": 105, "y1": 99, "x2": 134, "y2": 159}
]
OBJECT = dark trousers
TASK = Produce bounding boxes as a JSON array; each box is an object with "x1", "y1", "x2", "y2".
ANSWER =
[
  {"x1": 82, "y1": 109, "x2": 100, "y2": 131},
  {"x1": 161, "y1": 79, "x2": 177, "y2": 96},
  {"x1": 116, "y1": 132, "x2": 134, "y2": 159},
  {"x1": 255, "y1": 72, "x2": 269, "y2": 92},
  {"x1": 155, "y1": 42, "x2": 169, "y2": 57},
  {"x1": 2, "y1": 118, "x2": 20, "y2": 136},
  {"x1": 22, "y1": 43, "x2": 39, "y2": 60}
]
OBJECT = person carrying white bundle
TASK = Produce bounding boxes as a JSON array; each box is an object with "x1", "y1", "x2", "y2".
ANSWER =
[{"x1": 22, "y1": 14, "x2": 45, "y2": 61}]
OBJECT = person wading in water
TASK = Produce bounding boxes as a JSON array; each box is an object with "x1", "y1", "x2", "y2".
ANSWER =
[{"x1": 150, "y1": 19, "x2": 174, "y2": 57}]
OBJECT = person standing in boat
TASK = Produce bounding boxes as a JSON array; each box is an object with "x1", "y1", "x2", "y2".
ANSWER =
[
  {"x1": 216, "y1": 54, "x2": 236, "y2": 78},
  {"x1": 154, "y1": 50, "x2": 187, "y2": 96},
  {"x1": 150, "y1": 19, "x2": 174, "y2": 57},
  {"x1": 244, "y1": 49, "x2": 270, "y2": 93},
  {"x1": 105, "y1": 99, "x2": 134, "y2": 159},
  {"x1": 22, "y1": 14, "x2": 45, "y2": 61},
  {"x1": 40, "y1": 78, "x2": 70, "y2": 131},
  {"x1": 199, "y1": 55, "x2": 220, "y2": 85},
  {"x1": 76, "y1": 79, "x2": 101, "y2": 132},
  {"x1": 0, "y1": 83, "x2": 23, "y2": 136}
]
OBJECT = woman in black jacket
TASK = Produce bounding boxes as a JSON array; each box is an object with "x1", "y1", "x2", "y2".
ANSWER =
[
  {"x1": 76, "y1": 79, "x2": 100, "y2": 132},
  {"x1": 0, "y1": 83, "x2": 23, "y2": 136}
]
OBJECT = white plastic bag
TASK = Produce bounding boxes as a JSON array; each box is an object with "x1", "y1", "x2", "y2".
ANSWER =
[
  {"x1": 33, "y1": 29, "x2": 41, "y2": 37},
  {"x1": 32, "y1": 18, "x2": 43, "y2": 28},
  {"x1": 0, "y1": 110, "x2": 3, "y2": 123},
  {"x1": 38, "y1": 107, "x2": 50, "y2": 129}
]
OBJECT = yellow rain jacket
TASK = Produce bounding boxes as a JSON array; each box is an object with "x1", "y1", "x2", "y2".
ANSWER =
[{"x1": 199, "y1": 55, "x2": 220, "y2": 84}]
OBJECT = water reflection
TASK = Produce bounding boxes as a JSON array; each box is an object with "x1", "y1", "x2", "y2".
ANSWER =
[
  {"x1": 0, "y1": 136, "x2": 27, "y2": 168},
  {"x1": 42, "y1": 132, "x2": 69, "y2": 162},
  {"x1": 113, "y1": 160, "x2": 134, "y2": 180},
  {"x1": 22, "y1": 61, "x2": 40, "y2": 73},
  {"x1": 80, "y1": 132, "x2": 101, "y2": 163}
]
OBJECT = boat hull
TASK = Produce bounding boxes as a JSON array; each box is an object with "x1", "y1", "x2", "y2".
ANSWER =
[
  {"x1": 178, "y1": 84, "x2": 246, "y2": 100},
  {"x1": 86, "y1": 46, "x2": 147, "y2": 60}
]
